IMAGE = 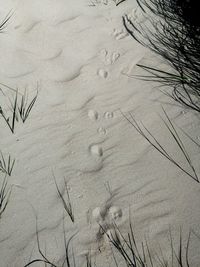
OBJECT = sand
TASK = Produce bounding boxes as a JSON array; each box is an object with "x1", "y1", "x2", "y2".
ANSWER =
[{"x1": 0, "y1": 0, "x2": 200, "y2": 266}]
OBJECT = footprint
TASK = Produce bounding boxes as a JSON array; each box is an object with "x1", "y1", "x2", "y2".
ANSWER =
[
  {"x1": 111, "y1": 52, "x2": 120, "y2": 63},
  {"x1": 89, "y1": 144, "x2": 103, "y2": 157},
  {"x1": 97, "y1": 127, "x2": 107, "y2": 135},
  {"x1": 126, "y1": 7, "x2": 147, "y2": 24},
  {"x1": 104, "y1": 111, "x2": 114, "y2": 119},
  {"x1": 99, "y1": 49, "x2": 120, "y2": 65},
  {"x1": 92, "y1": 207, "x2": 106, "y2": 223},
  {"x1": 99, "y1": 48, "x2": 108, "y2": 58},
  {"x1": 113, "y1": 28, "x2": 128, "y2": 40},
  {"x1": 105, "y1": 52, "x2": 120, "y2": 65},
  {"x1": 97, "y1": 69, "x2": 108, "y2": 79},
  {"x1": 88, "y1": 110, "x2": 99, "y2": 121},
  {"x1": 108, "y1": 206, "x2": 123, "y2": 221}
]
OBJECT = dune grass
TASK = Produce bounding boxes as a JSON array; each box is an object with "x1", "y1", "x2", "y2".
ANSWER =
[
  {"x1": 122, "y1": 0, "x2": 200, "y2": 113},
  {"x1": 53, "y1": 173, "x2": 74, "y2": 223},
  {"x1": 0, "y1": 90, "x2": 18, "y2": 133},
  {"x1": 0, "y1": 175, "x2": 11, "y2": 219},
  {"x1": 115, "y1": 0, "x2": 126, "y2": 6},
  {"x1": 102, "y1": 221, "x2": 195, "y2": 267},
  {"x1": 18, "y1": 89, "x2": 38, "y2": 123},
  {"x1": 24, "y1": 213, "x2": 197, "y2": 267},
  {"x1": 121, "y1": 108, "x2": 199, "y2": 183},
  {"x1": 0, "y1": 151, "x2": 15, "y2": 176},
  {"x1": 0, "y1": 88, "x2": 38, "y2": 133}
]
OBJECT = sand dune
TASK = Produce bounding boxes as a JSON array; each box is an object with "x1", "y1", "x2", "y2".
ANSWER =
[{"x1": 0, "y1": 0, "x2": 200, "y2": 266}]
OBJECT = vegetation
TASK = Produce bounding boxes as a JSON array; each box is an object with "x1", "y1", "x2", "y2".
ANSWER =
[
  {"x1": 0, "y1": 88, "x2": 38, "y2": 133},
  {"x1": 0, "y1": 151, "x2": 15, "y2": 176},
  {"x1": 122, "y1": 108, "x2": 199, "y2": 183},
  {"x1": 0, "y1": 11, "x2": 12, "y2": 33},
  {"x1": 53, "y1": 173, "x2": 75, "y2": 223},
  {"x1": 0, "y1": 175, "x2": 11, "y2": 219},
  {"x1": 24, "y1": 215, "x2": 198, "y2": 267},
  {"x1": 122, "y1": 0, "x2": 200, "y2": 112}
]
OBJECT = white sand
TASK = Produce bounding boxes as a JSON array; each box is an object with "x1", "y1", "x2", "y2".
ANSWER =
[{"x1": 0, "y1": 0, "x2": 200, "y2": 266}]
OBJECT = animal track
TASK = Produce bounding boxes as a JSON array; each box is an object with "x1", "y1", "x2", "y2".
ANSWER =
[
  {"x1": 92, "y1": 204, "x2": 123, "y2": 224},
  {"x1": 92, "y1": 207, "x2": 106, "y2": 223},
  {"x1": 108, "y1": 206, "x2": 123, "y2": 220},
  {"x1": 97, "y1": 127, "x2": 107, "y2": 135},
  {"x1": 92, "y1": 204, "x2": 123, "y2": 246},
  {"x1": 88, "y1": 110, "x2": 99, "y2": 121},
  {"x1": 104, "y1": 111, "x2": 113, "y2": 119},
  {"x1": 97, "y1": 69, "x2": 108, "y2": 78},
  {"x1": 113, "y1": 28, "x2": 128, "y2": 40},
  {"x1": 89, "y1": 144, "x2": 103, "y2": 157},
  {"x1": 126, "y1": 7, "x2": 147, "y2": 24},
  {"x1": 99, "y1": 49, "x2": 120, "y2": 65}
]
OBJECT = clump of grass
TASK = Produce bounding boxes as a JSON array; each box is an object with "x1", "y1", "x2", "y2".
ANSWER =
[
  {"x1": 25, "y1": 214, "x2": 196, "y2": 267},
  {"x1": 122, "y1": 108, "x2": 199, "y2": 183},
  {"x1": 23, "y1": 175, "x2": 199, "y2": 267},
  {"x1": 0, "y1": 88, "x2": 38, "y2": 133},
  {"x1": 100, "y1": 220, "x2": 151, "y2": 267},
  {"x1": 53, "y1": 173, "x2": 74, "y2": 223},
  {"x1": 0, "y1": 151, "x2": 15, "y2": 176},
  {"x1": 122, "y1": 0, "x2": 200, "y2": 112},
  {"x1": 18, "y1": 89, "x2": 38, "y2": 123},
  {"x1": 103, "y1": 221, "x2": 195, "y2": 267},
  {"x1": 0, "y1": 175, "x2": 11, "y2": 219},
  {"x1": 0, "y1": 90, "x2": 18, "y2": 133}
]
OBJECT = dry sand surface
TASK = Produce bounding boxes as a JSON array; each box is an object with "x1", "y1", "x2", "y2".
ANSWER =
[{"x1": 0, "y1": 0, "x2": 200, "y2": 266}]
